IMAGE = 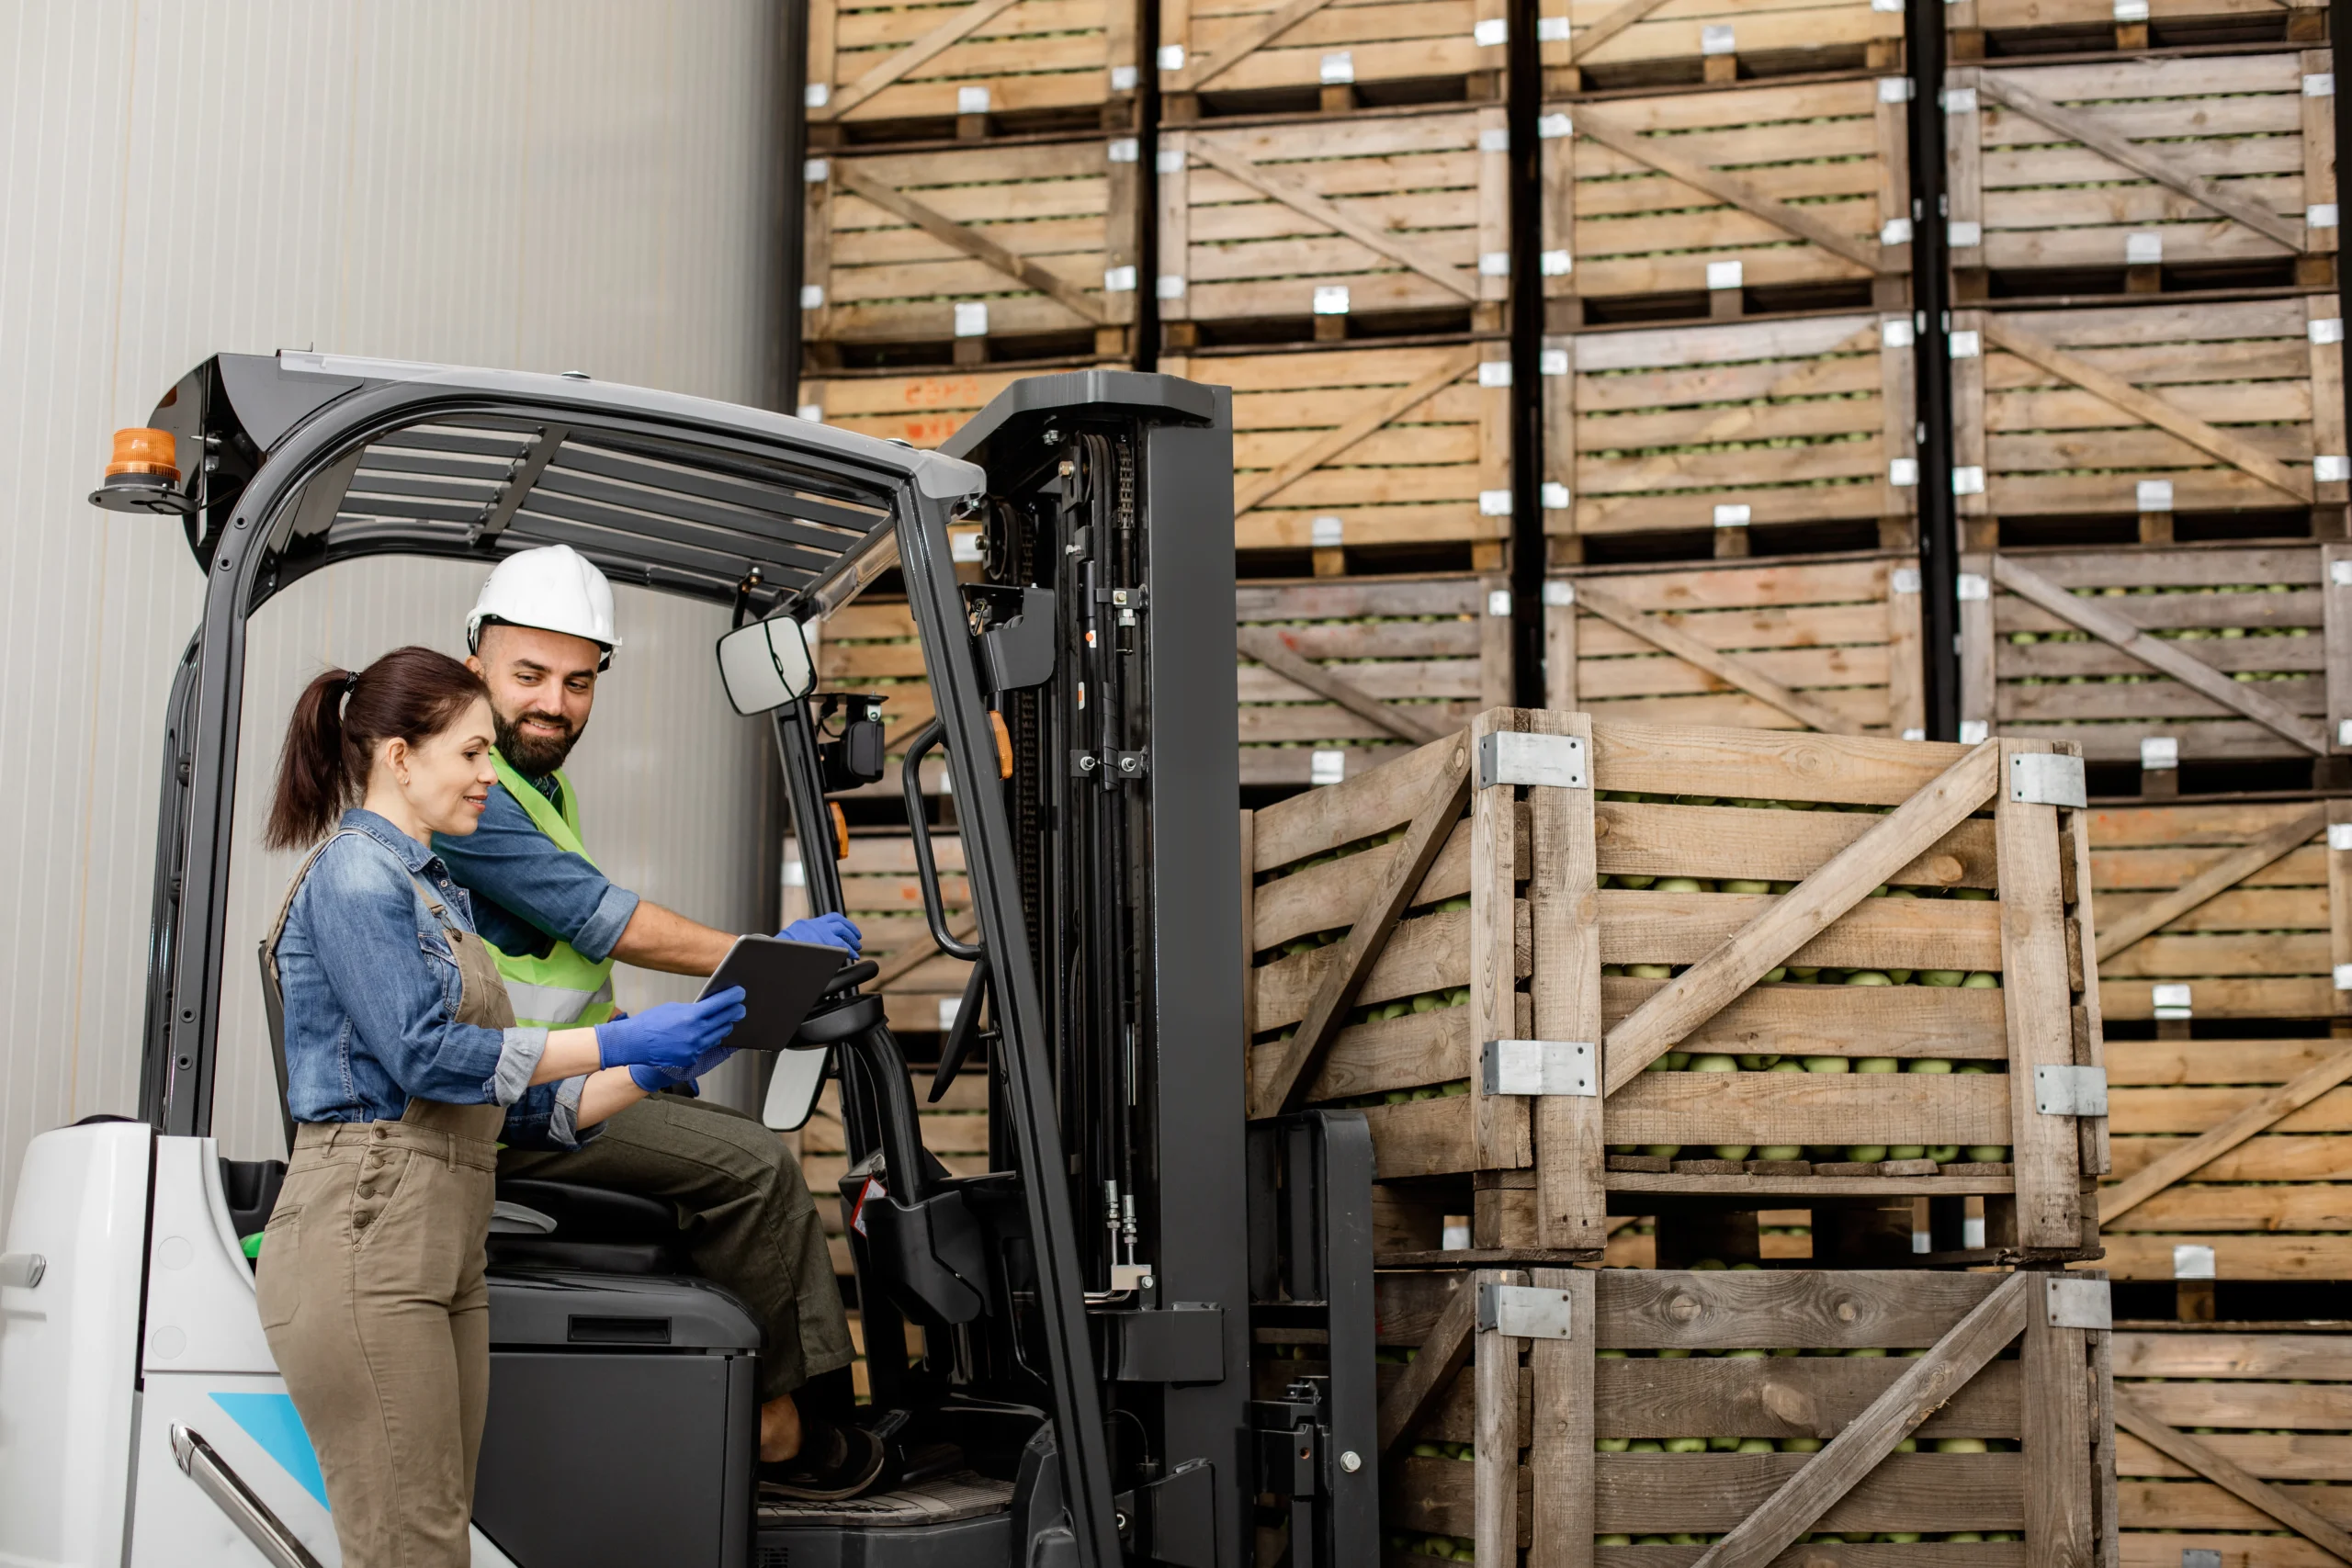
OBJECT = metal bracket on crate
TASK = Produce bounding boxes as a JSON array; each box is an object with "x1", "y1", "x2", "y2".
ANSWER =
[
  {"x1": 2007, "y1": 751, "x2": 2086, "y2": 808},
  {"x1": 2033, "y1": 1065, "x2": 2109, "y2": 1116},
  {"x1": 1476, "y1": 732, "x2": 1587, "y2": 791},
  {"x1": 1480, "y1": 1039, "x2": 1597, "y2": 1097},
  {"x1": 2042, "y1": 1276, "x2": 2112, "y2": 1331},
  {"x1": 1477, "y1": 1284, "x2": 1574, "y2": 1339}
]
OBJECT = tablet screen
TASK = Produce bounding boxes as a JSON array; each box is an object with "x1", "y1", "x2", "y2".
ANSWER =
[{"x1": 697, "y1": 935, "x2": 848, "y2": 1050}]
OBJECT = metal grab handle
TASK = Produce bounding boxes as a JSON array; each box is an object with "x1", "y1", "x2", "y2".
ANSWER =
[
  {"x1": 899, "y1": 720, "x2": 984, "y2": 962},
  {"x1": 172, "y1": 1425, "x2": 326, "y2": 1568}
]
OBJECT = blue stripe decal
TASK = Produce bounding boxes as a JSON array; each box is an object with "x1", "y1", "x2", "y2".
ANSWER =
[{"x1": 209, "y1": 1392, "x2": 329, "y2": 1510}]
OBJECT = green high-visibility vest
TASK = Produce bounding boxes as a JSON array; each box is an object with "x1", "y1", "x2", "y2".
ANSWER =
[{"x1": 485, "y1": 750, "x2": 618, "y2": 1029}]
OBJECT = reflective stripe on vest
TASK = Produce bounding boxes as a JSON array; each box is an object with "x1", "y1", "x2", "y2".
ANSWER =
[{"x1": 483, "y1": 750, "x2": 619, "y2": 1029}]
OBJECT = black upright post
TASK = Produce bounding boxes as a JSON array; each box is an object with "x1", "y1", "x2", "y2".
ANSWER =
[
  {"x1": 1906, "y1": 0, "x2": 1961, "y2": 740},
  {"x1": 2335, "y1": 0, "x2": 2351, "y2": 500}
]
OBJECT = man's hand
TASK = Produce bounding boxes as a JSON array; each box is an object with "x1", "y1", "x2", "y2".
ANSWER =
[{"x1": 780, "y1": 911, "x2": 862, "y2": 956}]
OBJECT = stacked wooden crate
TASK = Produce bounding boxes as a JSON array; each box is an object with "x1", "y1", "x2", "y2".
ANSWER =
[
  {"x1": 796, "y1": 0, "x2": 1145, "y2": 449},
  {"x1": 1536, "y1": 0, "x2": 1919, "y2": 565}
]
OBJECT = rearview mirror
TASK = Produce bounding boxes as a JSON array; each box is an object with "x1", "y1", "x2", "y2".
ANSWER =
[
  {"x1": 717, "y1": 616, "x2": 816, "y2": 715},
  {"x1": 761, "y1": 1045, "x2": 830, "y2": 1133}
]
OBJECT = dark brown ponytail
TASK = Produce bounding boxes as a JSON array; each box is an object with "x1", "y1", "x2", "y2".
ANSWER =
[{"x1": 266, "y1": 647, "x2": 489, "y2": 848}]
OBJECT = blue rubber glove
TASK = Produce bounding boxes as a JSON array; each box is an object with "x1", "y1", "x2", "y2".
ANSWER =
[
  {"x1": 597, "y1": 987, "x2": 747, "y2": 1084},
  {"x1": 780, "y1": 911, "x2": 863, "y2": 956}
]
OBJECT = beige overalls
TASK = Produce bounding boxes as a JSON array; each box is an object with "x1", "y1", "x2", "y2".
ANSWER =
[{"x1": 254, "y1": 835, "x2": 516, "y2": 1568}]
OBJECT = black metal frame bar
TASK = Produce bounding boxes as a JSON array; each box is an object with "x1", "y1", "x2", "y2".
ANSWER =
[{"x1": 1908, "y1": 0, "x2": 1960, "y2": 740}]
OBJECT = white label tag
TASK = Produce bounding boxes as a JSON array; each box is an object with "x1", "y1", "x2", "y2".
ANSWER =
[
  {"x1": 1701, "y1": 22, "x2": 1735, "y2": 52},
  {"x1": 1541, "y1": 481, "x2": 1571, "y2": 510},
  {"x1": 956, "y1": 85, "x2": 992, "y2": 115},
  {"x1": 2341, "y1": 718, "x2": 2352, "y2": 747},
  {"x1": 806, "y1": 82, "x2": 831, "y2": 108},
  {"x1": 2312, "y1": 204, "x2": 2341, "y2": 228},
  {"x1": 1313, "y1": 285, "x2": 1351, "y2": 315},
  {"x1": 2172, "y1": 1243, "x2": 2216, "y2": 1280},
  {"x1": 2137, "y1": 479, "x2": 2174, "y2": 512},
  {"x1": 1949, "y1": 219, "x2": 1983, "y2": 246},
  {"x1": 1310, "y1": 750, "x2": 1347, "y2": 785},
  {"x1": 2335, "y1": 962, "x2": 2352, "y2": 991},
  {"x1": 1706, "y1": 260, "x2": 1744, "y2": 290},
  {"x1": 1889, "y1": 458, "x2": 1919, "y2": 488},
  {"x1": 2312, "y1": 316, "x2": 2345, "y2": 344},
  {"x1": 1902, "y1": 728, "x2": 1927, "y2": 741},
  {"x1": 1158, "y1": 148, "x2": 1187, "y2": 174},
  {"x1": 938, "y1": 997, "x2": 962, "y2": 1031},
  {"x1": 1156, "y1": 274, "x2": 1187, "y2": 299},
  {"x1": 1103, "y1": 265, "x2": 1136, "y2": 294},
  {"x1": 1952, "y1": 466, "x2": 1986, "y2": 496},
  {"x1": 1476, "y1": 17, "x2": 1510, "y2": 45},
  {"x1": 804, "y1": 158, "x2": 831, "y2": 183},
  {"x1": 2152, "y1": 982, "x2": 2193, "y2": 1013},
  {"x1": 1960, "y1": 719, "x2": 1989, "y2": 744},
  {"x1": 1159, "y1": 43, "x2": 1185, "y2": 70},
  {"x1": 1537, "y1": 112, "x2": 1572, "y2": 140},
  {"x1": 2306, "y1": 72, "x2": 2335, "y2": 96},
  {"x1": 2318, "y1": 456, "x2": 2351, "y2": 482},
  {"x1": 2126, "y1": 231, "x2": 2164, "y2": 265},
  {"x1": 1941, "y1": 86, "x2": 1978, "y2": 114},
  {"x1": 1320, "y1": 50, "x2": 1354, "y2": 83},
  {"x1": 1540, "y1": 249, "x2": 1573, "y2": 276},
  {"x1": 1893, "y1": 567, "x2": 1921, "y2": 594},
  {"x1": 800, "y1": 284, "x2": 826, "y2": 309},
  {"x1": 1107, "y1": 138, "x2": 1138, "y2": 163},
  {"x1": 1883, "y1": 318, "x2": 1916, "y2": 349},
  {"x1": 1112, "y1": 65, "x2": 1138, "y2": 91},
  {"x1": 1311, "y1": 514, "x2": 1344, "y2": 547},
  {"x1": 954, "y1": 301, "x2": 989, "y2": 338},
  {"x1": 1950, "y1": 329, "x2": 1982, "y2": 358},
  {"x1": 2141, "y1": 736, "x2": 2179, "y2": 771},
  {"x1": 1882, "y1": 217, "x2": 1914, "y2": 244},
  {"x1": 1713, "y1": 503, "x2": 1752, "y2": 527},
  {"x1": 1479, "y1": 251, "x2": 1512, "y2": 276},
  {"x1": 796, "y1": 403, "x2": 824, "y2": 423},
  {"x1": 1544, "y1": 581, "x2": 1576, "y2": 606},
  {"x1": 1958, "y1": 573, "x2": 1989, "y2": 602},
  {"x1": 1878, "y1": 75, "x2": 1913, "y2": 101},
  {"x1": 1488, "y1": 589, "x2": 1513, "y2": 617},
  {"x1": 2330, "y1": 822, "x2": 2352, "y2": 852},
  {"x1": 1479, "y1": 126, "x2": 1511, "y2": 152},
  {"x1": 1479, "y1": 490, "x2": 1513, "y2": 517},
  {"x1": 1540, "y1": 347, "x2": 1570, "y2": 377},
  {"x1": 1479, "y1": 361, "x2": 1512, "y2": 388},
  {"x1": 2114, "y1": 0, "x2": 2149, "y2": 17},
  {"x1": 1538, "y1": 15, "x2": 1570, "y2": 39},
  {"x1": 783, "y1": 859, "x2": 807, "y2": 886}
]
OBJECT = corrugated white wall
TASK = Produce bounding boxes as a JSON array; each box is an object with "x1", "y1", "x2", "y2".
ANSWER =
[{"x1": 0, "y1": 0, "x2": 786, "y2": 1204}]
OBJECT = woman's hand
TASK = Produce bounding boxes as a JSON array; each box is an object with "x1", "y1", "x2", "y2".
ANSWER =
[{"x1": 594, "y1": 988, "x2": 747, "y2": 1077}]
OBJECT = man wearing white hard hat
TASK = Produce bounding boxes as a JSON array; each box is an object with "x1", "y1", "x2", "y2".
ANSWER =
[{"x1": 432, "y1": 544, "x2": 880, "y2": 1498}]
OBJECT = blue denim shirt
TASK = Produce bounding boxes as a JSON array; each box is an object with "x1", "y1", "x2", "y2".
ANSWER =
[
  {"x1": 431, "y1": 781, "x2": 639, "y2": 962},
  {"x1": 272, "y1": 809, "x2": 592, "y2": 1147}
]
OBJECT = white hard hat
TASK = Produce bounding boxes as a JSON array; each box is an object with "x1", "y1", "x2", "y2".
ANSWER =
[{"x1": 467, "y1": 544, "x2": 621, "y2": 664}]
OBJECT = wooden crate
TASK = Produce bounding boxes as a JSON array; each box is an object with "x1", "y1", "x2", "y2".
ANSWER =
[
  {"x1": 1949, "y1": 298, "x2": 2348, "y2": 551},
  {"x1": 2112, "y1": 1329, "x2": 2352, "y2": 1568},
  {"x1": 2103, "y1": 1032, "x2": 2352, "y2": 1281},
  {"x1": 1158, "y1": 0, "x2": 1506, "y2": 123},
  {"x1": 1950, "y1": 0, "x2": 2325, "y2": 62},
  {"x1": 800, "y1": 137, "x2": 1138, "y2": 368},
  {"x1": 1542, "y1": 313, "x2": 1920, "y2": 565},
  {"x1": 804, "y1": 1074, "x2": 991, "y2": 1276},
  {"x1": 1537, "y1": 0, "x2": 1905, "y2": 94},
  {"x1": 1957, "y1": 545, "x2": 2346, "y2": 773},
  {"x1": 1159, "y1": 107, "x2": 1510, "y2": 346},
  {"x1": 797, "y1": 361, "x2": 1128, "y2": 448},
  {"x1": 1543, "y1": 552, "x2": 1927, "y2": 739},
  {"x1": 838, "y1": 829, "x2": 978, "y2": 1027},
  {"x1": 2083, "y1": 798, "x2": 2350, "y2": 1026},
  {"x1": 1164, "y1": 340, "x2": 1514, "y2": 574},
  {"x1": 1371, "y1": 1268, "x2": 2116, "y2": 1568},
  {"x1": 1946, "y1": 53, "x2": 2337, "y2": 302},
  {"x1": 804, "y1": 0, "x2": 1140, "y2": 144},
  {"x1": 1538, "y1": 78, "x2": 1913, "y2": 329},
  {"x1": 1238, "y1": 575, "x2": 1514, "y2": 789},
  {"x1": 1244, "y1": 713, "x2": 2108, "y2": 1255}
]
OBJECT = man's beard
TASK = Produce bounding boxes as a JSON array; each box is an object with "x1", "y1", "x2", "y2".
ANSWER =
[{"x1": 495, "y1": 708, "x2": 584, "y2": 776}]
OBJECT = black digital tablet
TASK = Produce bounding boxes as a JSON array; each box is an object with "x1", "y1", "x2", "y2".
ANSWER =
[{"x1": 696, "y1": 936, "x2": 848, "y2": 1049}]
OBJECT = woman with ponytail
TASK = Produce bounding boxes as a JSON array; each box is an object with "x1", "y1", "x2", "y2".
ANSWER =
[{"x1": 254, "y1": 645, "x2": 748, "y2": 1568}]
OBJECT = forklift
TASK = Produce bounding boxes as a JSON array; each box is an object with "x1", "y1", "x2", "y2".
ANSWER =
[{"x1": 0, "y1": 355, "x2": 1377, "y2": 1566}]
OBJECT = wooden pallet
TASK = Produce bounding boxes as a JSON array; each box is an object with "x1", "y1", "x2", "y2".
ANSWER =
[
  {"x1": 1542, "y1": 313, "x2": 1920, "y2": 565},
  {"x1": 1959, "y1": 545, "x2": 2346, "y2": 775},
  {"x1": 1949, "y1": 0, "x2": 2325, "y2": 62},
  {"x1": 2112, "y1": 1329, "x2": 2352, "y2": 1568},
  {"x1": 2103, "y1": 1032, "x2": 2352, "y2": 1281},
  {"x1": 1543, "y1": 551, "x2": 1927, "y2": 739},
  {"x1": 1163, "y1": 340, "x2": 1514, "y2": 574},
  {"x1": 1369, "y1": 1268, "x2": 2115, "y2": 1568},
  {"x1": 1538, "y1": 0, "x2": 1905, "y2": 95},
  {"x1": 1539, "y1": 77, "x2": 1913, "y2": 329},
  {"x1": 1159, "y1": 107, "x2": 1510, "y2": 347},
  {"x1": 1950, "y1": 298, "x2": 2349, "y2": 553},
  {"x1": 1244, "y1": 713, "x2": 2109, "y2": 1253},
  {"x1": 797, "y1": 360, "x2": 1128, "y2": 448},
  {"x1": 803, "y1": 0, "x2": 1141, "y2": 143},
  {"x1": 1238, "y1": 575, "x2": 1514, "y2": 788},
  {"x1": 2083, "y1": 798, "x2": 2348, "y2": 1024},
  {"x1": 1946, "y1": 53, "x2": 2338, "y2": 302},
  {"x1": 800, "y1": 137, "x2": 1139, "y2": 369},
  {"x1": 804, "y1": 1074, "x2": 991, "y2": 1276},
  {"x1": 1157, "y1": 0, "x2": 1507, "y2": 123}
]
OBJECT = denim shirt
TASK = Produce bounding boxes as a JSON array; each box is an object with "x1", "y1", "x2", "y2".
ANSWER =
[
  {"x1": 272, "y1": 809, "x2": 593, "y2": 1148},
  {"x1": 431, "y1": 781, "x2": 639, "y2": 962}
]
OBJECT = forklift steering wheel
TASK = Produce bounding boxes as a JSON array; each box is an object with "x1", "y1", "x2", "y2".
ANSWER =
[{"x1": 822, "y1": 958, "x2": 878, "y2": 996}]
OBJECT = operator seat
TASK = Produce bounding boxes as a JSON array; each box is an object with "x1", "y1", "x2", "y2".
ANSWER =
[{"x1": 488, "y1": 1178, "x2": 686, "y2": 1275}]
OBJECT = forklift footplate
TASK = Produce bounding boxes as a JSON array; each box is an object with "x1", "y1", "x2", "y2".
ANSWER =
[{"x1": 757, "y1": 1472, "x2": 1012, "y2": 1527}]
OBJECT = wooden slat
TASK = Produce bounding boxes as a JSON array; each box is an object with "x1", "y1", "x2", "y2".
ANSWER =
[
  {"x1": 1687, "y1": 1275, "x2": 2038, "y2": 1568},
  {"x1": 1996, "y1": 739, "x2": 2093, "y2": 1252},
  {"x1": 1477, "y1": 1267, "x2": 1526, "y2": 1568},
  {"x1": 2021, "y1": 1297, "x2": 2098, "y2": 1568},
  {"x1": 1471, "y1": 712, "x2": 1532, "y2": 1170},
  {"x1": 1532, "y1": 711, "x2": 1606, "y2": 1250},
  {"x1": 1558, "y1": 0, "x2": 1679, "y2": 62},
  {"x1": 1177, "y1": 0, "x2": 1344, "y2": 91},
  {"x1": 2111, "y1": 1393, "x2": 2352, "y2": 1566},
  {"x1": 1237, "y1": 625, "x2": 1449, "y2": 744},
  {"x1": 1527, "y1": 1266, "x2": 1595, "y2": 1568},
  {"x1": 1248, "y1": 735, "x2": 1473, "y2": 1119},
  {"x1": 1990, "y1": 553, "x2": 2329, "y2": 756},
  {"x1": 2097, "y1": 803, "x2": 2328, "y2": 961},
  {"x1": 1600, "y1": 742, "x2": 2002, "y2": 1093},
  {"x1": 816, "y1": 0, "x2": 1026, "y2": 118},
  {"x1": 1570, "y1": 576, "x2": 1865, "y2": 737},
  {"x1": 2100, "y1": 1044, "x2": 2352, "y2": 1224},
  {"x1": 1183, "y1": 138, "x2": 1477, "y2": 304},
  {"x1": 831, "y1": 163, "x2": 1110, "y2": 326},
  {"x1": 1381, "y1": 1274, "x2": 1477, "y2": 1454},
  {"x1": 1231, "y1": 344, "x2": 1479, "y2": 515}
]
